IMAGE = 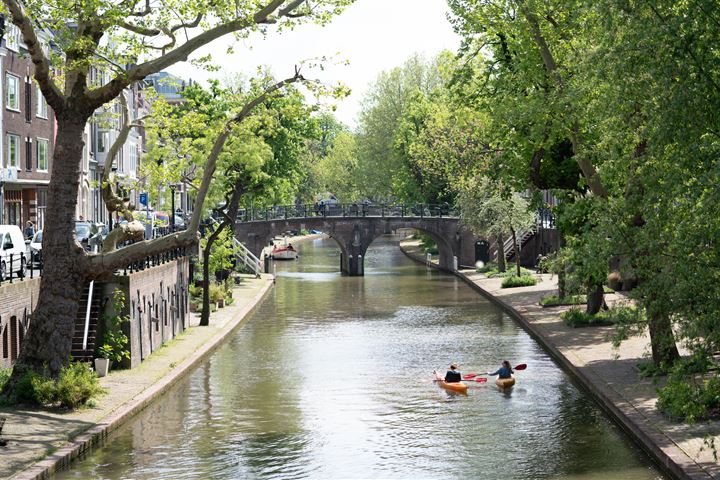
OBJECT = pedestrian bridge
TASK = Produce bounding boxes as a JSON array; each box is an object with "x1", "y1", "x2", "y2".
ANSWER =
[{"x1": 234, "y1": 204, "x2": 477, "y2": 276}]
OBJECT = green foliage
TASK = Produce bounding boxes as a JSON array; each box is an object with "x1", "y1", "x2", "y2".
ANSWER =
[
  {"x1": 7, "y1": 363, "x2": 104, "y2": 409},
  {"x1": 418, "y1": 234, "x2": 439, "y2": 255},
  {"x1": 188, "y1": 284, "x2": 203, "y2": 300},
  {"x1": 98, "y1": 289, "x2": 130, "y2": 365},
  {"x1": 501, "y1": 275, "x2": 537, "y2": 289},
  {"x1": 203, "y1": 229, "x2": 239, "y2": 278},
  {"x1": 657, "y1": 376, "x2": 720, "y2": 423},
  {"x1": 0, "y1": 368, "x2": 10, "y2": 391},
  {"x1": 561, "y1": 306, "x2": 639, "y2": 328},
  {"x1": 539, "y1": 295, "x2": 587, "y2": 307},
  {"x1": 208, "y1": 283, "x2": 227, "y2": 303}
]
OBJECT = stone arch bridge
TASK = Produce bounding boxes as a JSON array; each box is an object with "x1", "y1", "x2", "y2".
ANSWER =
[{"x1": 234, "y1": 204, "x2": 477, "y2": 276}]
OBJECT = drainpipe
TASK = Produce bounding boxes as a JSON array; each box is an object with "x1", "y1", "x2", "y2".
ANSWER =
[{"x1": 0, "y1": 43, "x2": 6, "y2": 223}]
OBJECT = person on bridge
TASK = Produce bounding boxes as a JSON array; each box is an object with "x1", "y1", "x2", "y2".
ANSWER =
[
  {"x1": 443, "y1": 362, "x2": 462, "y2": 383},
  {"x1": 487, "y1": 360, "x2": 514, "y2": 379}
]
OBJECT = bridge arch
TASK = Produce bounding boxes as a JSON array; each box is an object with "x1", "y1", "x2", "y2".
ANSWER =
[{"x1": 234, "y1": 215, "x2": 477, "y2": 276}]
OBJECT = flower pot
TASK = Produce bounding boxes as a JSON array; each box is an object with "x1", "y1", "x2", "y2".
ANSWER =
[
  {"x1": 95, "y1": 358, "x2": 111, "y2": 377},
  {"x1": 189, "y1": 301, "x2": 198, "y2": 313},
  {"x1": 217, "y1": 298, "x2": 225, "y2": 308}
]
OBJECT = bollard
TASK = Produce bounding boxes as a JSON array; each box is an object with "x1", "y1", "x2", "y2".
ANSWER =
[
  {"x1": 358, "y1": 254, "x2": 363, "y2": 276},
  {"x1": 273, "y1": 261, "x2": 277, "y2": 283},
  {"x1": 264, "y1": 255, "x2": 270, "y2": 274},
  {"x1": 426, "y1": 252, "x2": 432, "y2": 265},
  {"x1": 453, "y1": 256, "x2": 458, "y2": 271}
]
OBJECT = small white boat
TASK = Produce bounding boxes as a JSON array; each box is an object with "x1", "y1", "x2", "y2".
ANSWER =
[{"x1": 271, "y1": 244, "x2": 298, "y2": 260}]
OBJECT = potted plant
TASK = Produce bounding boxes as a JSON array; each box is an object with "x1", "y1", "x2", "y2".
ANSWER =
[{"x1": 96, "y1": 289, "x2": 130, "y2": 377}]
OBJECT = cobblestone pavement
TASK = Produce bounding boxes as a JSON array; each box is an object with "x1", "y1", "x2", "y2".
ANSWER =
[
  {"x1": 401, "y1": 238, "x2": 719, "y2": 480},
  {"x1": 1, "y1": 274, "x2": 274, "y2": 480}
]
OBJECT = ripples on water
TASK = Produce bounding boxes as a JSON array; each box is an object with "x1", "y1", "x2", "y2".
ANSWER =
[{"x1": 54, "y1": 236, "x2": 664, "y2": 480}]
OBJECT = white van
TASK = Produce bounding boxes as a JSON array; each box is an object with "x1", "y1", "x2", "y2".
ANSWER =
[{"x1": 0, "y1": 225, "x2": 28, "y2": 281}]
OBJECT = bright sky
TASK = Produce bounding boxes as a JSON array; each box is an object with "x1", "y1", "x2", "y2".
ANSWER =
[{"x1": 167, "y1": 0, "x2": 461, "y2": 129}]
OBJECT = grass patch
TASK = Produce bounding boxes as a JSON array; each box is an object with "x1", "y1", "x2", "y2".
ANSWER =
[
  {"x1": 501, "y1": 274, "x2": 537, "y2": 288},
  {"x1": 539, "y1": 294, "x2": 587, "y2": 307},
  {"x1": 603, "y1": 285, "x2": 615, "y2": 294}
]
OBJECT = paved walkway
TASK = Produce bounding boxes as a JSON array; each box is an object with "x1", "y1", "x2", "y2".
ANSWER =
[
  {"x1": 1, "y1": 274, "x2": 274, "y2": 480},
  {"x1": 401, "y1": 238, "x2": 720, "y2": 480}
]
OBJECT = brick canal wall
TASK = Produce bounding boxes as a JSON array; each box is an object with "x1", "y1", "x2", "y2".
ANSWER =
[
  {"x1": 100, "y1": 256, "x2": 190, "y2": 369},
  {"x1": 0, "y1": 278, "x2": 40, "y2": 369},
  {"x1": 0, "y1": 257, "x2": 189, "y2": 371}
]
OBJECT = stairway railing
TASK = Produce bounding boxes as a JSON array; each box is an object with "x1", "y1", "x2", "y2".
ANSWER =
[{"x1": 233, "y1": 238, "x2": 262, "y2": 277}]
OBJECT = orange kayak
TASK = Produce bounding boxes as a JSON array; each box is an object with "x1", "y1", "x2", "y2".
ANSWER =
[
  {"x1": 495, "y1": 377, "x2": 515, "y2": 389},
  {"x1": 435, "y1": 372, "x2": 469, "y2": 393}
]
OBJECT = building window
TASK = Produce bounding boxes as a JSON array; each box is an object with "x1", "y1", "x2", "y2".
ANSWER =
[
  {"x1": 6, "y1": 24, "x2": 21, "y2": 52},
  {"x1": 36, "y1": 85, "x2": 48, "y2": 118},
  {"x1": 6, "y1": 74, "x2": 20, "y2": 111},
  {"x1": 37, "y1": 138, "x2": 49, "y2": 171},
  {"x1": 25, "y1": 137, "x2": 32, "y2": 171},
  {"x1": 37, "y1": 189, "x2": 47, "y2": 230},
  {"x1": 6, "y1": 134, "x2": 20, "y2": 168},
  {"x1": 97, "y1": 130, "x2": 109, "y2": 153},
  {"x1": 25, "y1": 78, "x2": 31, "y2": 122}
]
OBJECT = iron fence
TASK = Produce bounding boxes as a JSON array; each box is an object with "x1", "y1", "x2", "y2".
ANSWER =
[{"x1": 237, "y1": 203, "x2": 460, "y2": 223}]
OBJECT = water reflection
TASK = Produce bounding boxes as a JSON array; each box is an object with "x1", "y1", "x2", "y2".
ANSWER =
[{"x1": 54, "y1": 236, "x2": 664, "y2": 480}]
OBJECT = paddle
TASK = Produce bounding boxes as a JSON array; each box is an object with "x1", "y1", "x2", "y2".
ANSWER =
[{"x1": 463, "y1": 364, "x2": 527, "y2": 379}]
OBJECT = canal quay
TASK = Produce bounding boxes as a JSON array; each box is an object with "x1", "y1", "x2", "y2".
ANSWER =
[{"x1": 31, "y1": 236, "x2": 668, "y2": 480}]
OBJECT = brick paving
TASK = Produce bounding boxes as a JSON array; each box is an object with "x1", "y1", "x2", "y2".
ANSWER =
[
  {"x1": 0, "y1": 274, "x2": 274, "y2": 480},
  {"x1": 401, "y1": 238, "x2": 720, "y2": 480}
]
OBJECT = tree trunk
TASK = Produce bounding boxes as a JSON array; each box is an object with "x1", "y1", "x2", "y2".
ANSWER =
[
  {"x1": 2, "y1": 115, "x2": 89, "y2": 392},
  {"x1": 586, "y1": 282, "x2": 604, "y2": 315},
  {"x1": 649, "y1": 311, "x2": 680, "y2": 367},
  {"x1": 511, "y1": 228, "x2": 521, "y2": 277},
  {"x1": 200, "y1": 179, "x2": 245, "y2": 326},
  {"x1": 496, "y1": 234, "x2": 506, "y2": 272}
]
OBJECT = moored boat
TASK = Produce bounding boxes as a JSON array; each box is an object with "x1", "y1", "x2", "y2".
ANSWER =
[
  {"x1": 495, "y1": 377, "x2": 515, "y2": 389},
  {"x1": 271, "y1": 244, "x2": 298, "y2": 260},
  {"x1": 435, "y1": 372, "x2": 469, "y2": 394}
]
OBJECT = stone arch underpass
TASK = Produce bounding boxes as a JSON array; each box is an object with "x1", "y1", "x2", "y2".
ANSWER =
[{"x1": 234, "y1": 216, "x2": 477, "y2": 276}]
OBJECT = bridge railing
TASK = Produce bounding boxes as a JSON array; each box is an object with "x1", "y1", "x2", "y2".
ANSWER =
[{"x1": 237, "y1": 203, "x2": 459, "y2": 223}]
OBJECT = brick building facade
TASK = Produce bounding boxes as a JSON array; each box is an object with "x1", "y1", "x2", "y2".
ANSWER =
[{"x1": 0, "y1": 23, "x2": 56, "y2": 231}]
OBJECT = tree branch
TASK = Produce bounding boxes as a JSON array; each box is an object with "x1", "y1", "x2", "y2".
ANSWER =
[
  {"x1": 87, "y1": 0, "x2": 308, "y2": 108},
  {"x1": 91, "y1": 69, "x2": 305, "y2": 273}
]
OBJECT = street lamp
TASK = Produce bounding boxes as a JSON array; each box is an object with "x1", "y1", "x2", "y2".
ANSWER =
[{"x1": 169, "y1": 184, "x2": 176, "y2": 231}]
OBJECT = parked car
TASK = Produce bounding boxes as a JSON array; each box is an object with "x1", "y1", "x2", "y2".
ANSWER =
[
  {"x1": 75, "y1": 220, "x2": 92, "y2": 249},
  {"x1": 0, "y1": 225, "x2": 28, "y2": 280},
  {"x1": 30, "y1": 230, "x2": 42, "y2": 268}
]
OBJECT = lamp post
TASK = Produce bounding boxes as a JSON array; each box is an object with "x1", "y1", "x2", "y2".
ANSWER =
[{"x1": 169, "y1": 184, "x2": 176, "y2": 232}]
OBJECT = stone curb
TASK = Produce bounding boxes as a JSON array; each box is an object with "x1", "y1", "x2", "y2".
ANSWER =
[
  {"x1": 399, "y1": 243, "x2": 710, "y2": 480},
  {"x1": 11, "y1": 279, "x2": 274, "y2": 480}
]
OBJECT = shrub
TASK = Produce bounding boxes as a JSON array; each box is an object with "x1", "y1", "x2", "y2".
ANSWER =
[
  {"x1": 0, "y1": 368, "x2": 10, "y2": 391},
  {"x1": 561, "y1": 306, "x2": 637, "y2": 327},
  {"x1": 7, "y1": 363, "x2": 104, "y2": 409},
  {"x1": 188, "y1": 284, "x2": 203, "y2": 300},
  {"x1": 209, "y1": 282, "x2": 226, "y2": 303},
  {"x1": 540, "y1": 294, "x2": 587, "y2": 307},
  {"x1": 54, "y1": 362, "x2": 106, "y2": 409},
  {"x1": 501, "y1": 274, "x2": 537, "y2": 288},
  {"x1": 657, "y1": 375, "x2": 720, "y2": 422}
]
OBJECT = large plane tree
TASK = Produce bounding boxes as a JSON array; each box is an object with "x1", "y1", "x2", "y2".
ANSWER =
[{"x1": 0, "y1": 0, "x2": 352, "y2": 397}]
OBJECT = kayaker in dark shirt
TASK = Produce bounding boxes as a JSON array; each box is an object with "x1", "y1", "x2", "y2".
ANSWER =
[
  {"x1": 488, "y1": 360, "x2": 514, "y2": 379},
  {"x1": 444, "y1": 362, "x2": 462, "y2": 383}
]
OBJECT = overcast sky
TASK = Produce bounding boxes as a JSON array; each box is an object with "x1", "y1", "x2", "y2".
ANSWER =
[{"x1": 167, "y1": 0, "x2": 461, "y2": 128}]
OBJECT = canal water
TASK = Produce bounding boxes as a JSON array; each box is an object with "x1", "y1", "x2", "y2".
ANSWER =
[{"x1": 54, "y1": 236, "x2": 664, "y2": 479}]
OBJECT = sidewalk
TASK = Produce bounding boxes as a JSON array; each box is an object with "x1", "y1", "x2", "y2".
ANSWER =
[
  {"x1": 400, "y1": 238, "x2": 720, "y2": 480},
  {"x1": 1, "y1": 274, "x2": 274, "y2": 480}
]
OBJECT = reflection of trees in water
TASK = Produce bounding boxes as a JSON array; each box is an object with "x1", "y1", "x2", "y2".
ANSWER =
[{"x1": 520, "y1": 381, "x2": 653, "y2": 478}]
